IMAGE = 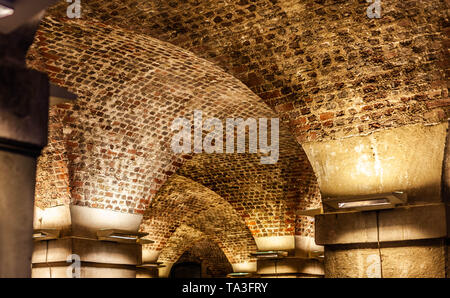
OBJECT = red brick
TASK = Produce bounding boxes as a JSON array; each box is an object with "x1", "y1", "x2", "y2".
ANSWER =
[{"x1": 320, "y1": 112, "x2": 334, "y2": 121}]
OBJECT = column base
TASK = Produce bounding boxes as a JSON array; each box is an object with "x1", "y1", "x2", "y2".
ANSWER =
[
  {"x1": 325, "y1": 239, "x2": 447, "y2": 278},
  {"x1": 0, "y1": 150, "x2": 37, "y2": 277}
]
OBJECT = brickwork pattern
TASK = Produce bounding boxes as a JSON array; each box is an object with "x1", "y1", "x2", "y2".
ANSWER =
[
  {"x1": 28, "y1": 12, "x2": 320, "y2": 262},
  {"x1": 141, "y1": 175, "x2": 257, "y2": 264},
  {"x1": 28, "y1": 16, "x2": 279, "y2": 213},
  {"x1": 26, "y1": 0, "x2": 446, "y2": 264},
  {"x1": 178, "y1": 128, "x2": 321, "y2": 238},
  {"x1": 45, "y1": 0, "x2": 449, "y2": 143},
  {"x1": 35, "y1": 106, "x2": 71, "y2": 208},
  {"x1": 157, "y1": 225, "x2": 206, "y2": 263}
]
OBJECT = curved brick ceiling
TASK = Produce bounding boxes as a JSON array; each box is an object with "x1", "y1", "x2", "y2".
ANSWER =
[
  {"x1": 158, "y1": 225, "x2": 233, "y2": 277},
  {"x1": 46, "y1": 0, "x2": 449, "y2": 143},
  {"x1": 158, "y1": 225, "x2": 206, "y2": 264},
  {"x1": 173, "y1": 237, "x2": 233, "y2": 278},
  {"x1": 22, "y1": 0, "x2": 448, "y2": 279},
  {"x1": 28, "y1": 0, "x2": 448, "y2": 265},
  {"x1": 141, "y1": 175, "x2": 257, "y2": 264},
  {"x1": 28, "y1": 16, "x2": 290, "y2": 214},
  {"x1": 34, "y1": 106, "x2": 71, "y2": 208},
  {"x1": 177, "y1": 127, "x2": 321, "y2": 239}
]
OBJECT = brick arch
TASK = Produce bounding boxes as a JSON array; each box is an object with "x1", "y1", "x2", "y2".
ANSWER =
[
  {"x1": 177, "y1": 127, "x2": 321, "y2": 239},
  {"x1": 35, "y1": 105, "x2": 71, "y2": 208},
  {"x1": 174, "y1": 238, "x2": 233, "y2": 278},
  {"x1": 44, "y1": 0, "x2": 449, "y2": 144},
  {"x1": 28, "y1": 16, "x2": 283, "y2": 214},
  {"x1": 157, "y1": 225, "x2": 233, "y2": 277},
  {"x1": 141, "y1": 175, "x2": 257, "y2": 264},
  {"x1": 157, "y1": 225, "x2": 206, "y2": 264}
]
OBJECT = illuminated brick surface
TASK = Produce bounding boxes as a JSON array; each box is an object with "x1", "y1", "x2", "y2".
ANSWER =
[
  {"x1": 27, "y1": 0, "x2": 449, "y2": 268},
  {"x1": 44, "y1": 0, "x2": 450, "y2": 143},
  {"x1": 28, "y1": 17, "x2": 282, "y2": 213}
]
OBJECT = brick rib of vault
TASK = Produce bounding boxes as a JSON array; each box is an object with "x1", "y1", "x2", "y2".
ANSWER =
[{"x1": 28, "y1": 16, "x2": 279, "y2": 215}]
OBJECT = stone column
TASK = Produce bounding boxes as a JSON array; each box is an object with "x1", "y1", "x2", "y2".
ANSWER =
[
  {"x1": 0, "y1": 22, "x2": 49, "y2": 277},
  {"x1": 32, "y1": 205, "x2": 144, "y2": 278},
  {"x1": 303, "y1": 123, "x2": 449, "y2": 278}
]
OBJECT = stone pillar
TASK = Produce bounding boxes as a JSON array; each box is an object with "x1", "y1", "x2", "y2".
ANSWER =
[
  {"x1": 303, "y1": 123, "x2": 449, "y2": 278},
  {"x1": 0, "y1": 21, "x2": 49, "y2": 277},
  {"x1": 231, "y1": 261, "x2": 257, "y2": 274},
  {"x1": 32, "y1": 205, "x2": 144, "y2": 278}
]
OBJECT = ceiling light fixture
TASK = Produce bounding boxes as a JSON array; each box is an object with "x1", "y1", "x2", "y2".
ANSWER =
[
  {"x1": 338, "y1": 198, "x2": 389, "y2": 209},
  {"x1": 138, "y1": 262, "x2": 166, "y2": 269},
  {"x1": 0, "y1": 0, "x2": 61, "y2": 34},
  {"x1": 108, "y1": 235, "x2": 138, "y2": 241},
  {"x1": 96, "y1": 229, "x2": 151, "y2": 244},
  {"x1": 250, "y1": 250, "x2": 288, "y2": 259},
  {"x1": 0, "y1": 1, "x2": 14, "y2": 19},
  {"x1": 33, "y1": 229, "x2": 60, "y2": 241},
  {"x1": 324, "y1": 191, "x2": 407, "y2": 211},
  {"x1": 309, "y1": 250, "x2": 324, "y2": 260}
]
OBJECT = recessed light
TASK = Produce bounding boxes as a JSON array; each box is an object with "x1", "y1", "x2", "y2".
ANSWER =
[
  {"x1": 33, "y1": 229, "x2": 60, "y2": 241},
  {"x1": 97, "y1": 229, "x2": 151, "y2": 244},
  {"x1": 337, "y1": 198, "x2": 390, "y2": 209},
  {"x1": 0, "y1": 3, "x2": 14, "y2": 19},
  {"x1": 250, "y1": 250, "x2": 288, "y2": 259},
  {"x1": 227, "y1": 272, "x2": 252, "y2": 278},
  {"x1": 138, "y1": 262, "x2": 166, "y2": 269},
  {"x1": 324, "y1": 191, "x2": 407, "y2": 211}
]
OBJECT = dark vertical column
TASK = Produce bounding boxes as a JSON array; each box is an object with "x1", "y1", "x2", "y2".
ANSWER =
[{"x1": 0, "y1": 21, "x2": 48, "y2": 277}]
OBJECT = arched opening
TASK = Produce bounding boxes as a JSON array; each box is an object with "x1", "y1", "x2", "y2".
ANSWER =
[
  {"x1": 170, "y1": 262, "x2": 201, "y2": 279},
  {"x1": 0, "y1": 0, "x2": 448, "y2": 280}
]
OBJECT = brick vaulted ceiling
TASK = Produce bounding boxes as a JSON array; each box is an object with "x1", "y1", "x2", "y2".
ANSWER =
[
  {"x1": 141, "y1": 175, "x2": 257, "y2": 264},
  {"x1": 26, "y1": 0, "x2": 448, "y2": 264},
  {"x1": 28, "y1": 16, "x2": 295, "y2": 212},
  {"x1": 177, "y1": 128, "x2": 320, "y2": 239},
  {"x1": 164, "y1": 235, "x2": 234, "y2": 277},
  {"x1": 44, "y1": 0, "x2": 449, "y2": 143},
  {"x1": 27, "y1": 2, "x2": 321, "y2": 261}
]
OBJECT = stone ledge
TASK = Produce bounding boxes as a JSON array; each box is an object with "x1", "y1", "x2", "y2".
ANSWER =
[
  {"x1": 257, "y1": 258, "x2": 324, "y2": 276},
  {"x1": 315, "y1": 211, "x2": 378, "y2": 245},
  {"x1": 316, "y1": 204, "x2": 448, "y2": 245},
  {"x1": 32, "y1": 265, "x2": 137, "y2": 278}
]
